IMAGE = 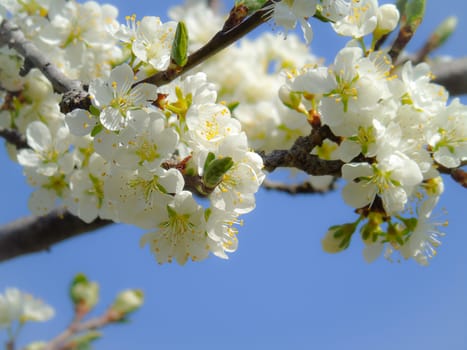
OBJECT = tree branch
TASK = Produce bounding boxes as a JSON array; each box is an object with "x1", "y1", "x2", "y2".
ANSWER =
[
  {"x1": 0, "y1": 207, "x2": 111, "y2": 263},
  {"x1": 45, "y1": 310, "x2": 118, "y2": 350},
  {"x1": 0, "y1": 19, "x2": 81, "y2": 94},
  {"x1": 262, "y1": 178, "x2": 337, "y2": 194},
  {"x1": 431, "y1": 57, "x2": 467, "y2": 96},
  {"x1": 1, "y1": 3, "x2": 467, "y2": 264},
  {"x1": 261, "y1": 126, "x2": 344, "y2": 176},
  {"x1": 0, "y1": 127, "x2": 28, "y2": 149},
  {"x1": 0, "y1": 19, "x2": 91, "y2": 113}
]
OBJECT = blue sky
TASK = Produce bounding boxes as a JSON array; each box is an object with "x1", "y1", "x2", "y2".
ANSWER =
[{"x1": 1, "y1": 1, "x2": 467, "y2": 349}]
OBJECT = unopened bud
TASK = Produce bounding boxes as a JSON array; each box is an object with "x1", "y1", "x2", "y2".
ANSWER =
[
  {"x1": 278, "y1": 85, "x2": 302, "y2": 110},
  {"x1": 321, "y1": 222, "x2": 357, "y2": 253},
  {"x1": 375, "y1": 4, "x2": 400, "y2": 37},
  {"x1": 111, "y1": 289, "x2": 144, "y2": 316},
  {"x1": 70, "y1": 274, "x2": 99, "y2": 313}
]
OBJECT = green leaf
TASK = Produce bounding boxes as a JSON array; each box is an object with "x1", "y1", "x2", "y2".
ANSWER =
[
  {"x1": 171, "y1": 21, "x2": 189, "y2": 67},
  {"x1": 203, "y1": 152, "x2": 216, "y2": 174},
  {"x1": 431, "y1": 16, "x2": 458, "y2": 49},
  {"x1": 236, "y1": 0, "x2": 267, "y2": 12},
  {"x1": 405, "y1": 0, "x2": 425, "y2": 29},
  {"x1": 396, "y1": 0, "x2": 409, "y2": 19},
  {"x1": 203, "y1": 156, "x2": 234, "y2": 188}
]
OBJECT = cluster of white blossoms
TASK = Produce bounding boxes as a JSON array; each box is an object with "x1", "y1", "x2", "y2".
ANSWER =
[
  {"x1": 1, "y1": 0, "x2": 466, "y2": 266},
  {"x1": 270, "y1": 0, "x2": 400, "y2": 43},
  {"x1": 278, "y1": 2, "x2": 466, "y2": 265},
  {"x1": 169, "y1": 0, "x2": 319, "y2": 152},
  {"x1": 1, "y1": 0, "x2": 265, "y2": 265}
]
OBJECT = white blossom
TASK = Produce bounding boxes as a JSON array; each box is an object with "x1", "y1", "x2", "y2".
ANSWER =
[
  {"x1": 140, "y1": 191, "x2": 217, "y2": 265},
  {"x1": 89, "y1": 63, "x2": 158, "y2": 131},
  {"x1": 0, "y1": 288, "x2": 54, "y2": 328},
  {"x1": 342, "y1": 152, "x2": 423, "y2": 215}
]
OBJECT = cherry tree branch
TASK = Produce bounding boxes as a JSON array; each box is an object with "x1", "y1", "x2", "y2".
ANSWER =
[
  {"x1": 261, "y1": 126, "x2": 344, "y2": 176},
  {"x1": 431, "y1": 57, "x2": 467, "y2": 96},
  {"x1": 262, "y1": 178, "x2": 337, "y2": 194},
  {"x1": 0, "y1": 127, "x2": 28, "y2": 149},
  {"x1": 0, "y1": 20, "x2": 81, "y2": 94},
  {"x1": 44, "y1": 310, "x2": 120, "y2": 350},
  {"x1": 0, "y1": 19, "x2": 91, "y2": 113},
  {"x1": 1, "y1": 4, "x2": 467, "y2": 264},
  {"x1": 0, "y1": 207, "x2": 111, "y2": 263}
]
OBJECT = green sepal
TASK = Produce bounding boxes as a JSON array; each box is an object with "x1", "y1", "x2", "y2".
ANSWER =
[
  {"x1": 204, "y1": 208, "x2": 212, "y2": 222},
  {"x1": 227, "y1": 101, "x2": 240, "y2": 113},
  {"x1": 313, "y1": 9, "x2": 333, "y2": 23},
  {"x1": 171, "y1": 21, "x2": 189, "y2": 67},
  {"x1": 90, "y1": 124, "x2": 103, "y2": 137},
  {"x1": 167, "y1": 204, "x2": 177, "y2": 218},
  {"x1": 203, "y1": 156, "x2": 234, "y2": 188},
  {"x1": 89, "y1": 105, "x2": 101, "y2": 117}
]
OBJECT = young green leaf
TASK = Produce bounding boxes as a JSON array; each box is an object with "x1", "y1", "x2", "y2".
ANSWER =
[{"x1": 171, "y1": 21, "x2": 189, "y2": 67}]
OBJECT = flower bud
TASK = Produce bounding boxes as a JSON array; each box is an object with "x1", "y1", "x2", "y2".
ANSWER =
[
  {"x1": 70, "y1": 274, "x2": 99, "y2": 313},
  {"x1": 278, "y1": 85, "x2": 302, "y2": 110},
  {"x1": 24, "y1": 69, "x2": 53, "y2": 101},
  {"x1": 23, "y1": 342, "x2": 47, "y2": 350},
  {"x1": 321, "y1": 222, "x2": 357, "y2": 253},
  {"x1": 110, "y1": 289, "x2": 144, "y2": 316},
  {"x1": 375, "y1": 4, "x2": 400, "y2": 37}
]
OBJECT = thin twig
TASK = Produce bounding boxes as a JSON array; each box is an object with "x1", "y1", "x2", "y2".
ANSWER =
[
  {"x1": 44, "y1": 311, "x2": 117, "y2": 350},
  {"x1": 136, "y1": 0, "x2": 274, "y2": 87}
]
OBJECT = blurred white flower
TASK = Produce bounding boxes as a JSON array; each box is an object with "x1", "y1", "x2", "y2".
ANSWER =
[{"x1": 0, "y1": 288, "x2": 54, "y2": 328}]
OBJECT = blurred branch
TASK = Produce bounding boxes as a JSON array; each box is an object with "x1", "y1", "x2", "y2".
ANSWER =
[
  {"x1": 0, "y1": 19, "x2": 90, "y2": 113},
  {"x1": 431, "y1": 57, "x2": 467, "y2": 96},
  {"x1": 449, "y1": 168, "x2": 467, "y2": 188},
  {"x1": 0, "y1": 127, "x2": 28, "y2": 149},
  {"x1": 45, "y1": 311, "x2": 116, "y2": 350},
  {"x1": 438, "y1": 162, "x2": 467, "y2": 188},
  {"x1": 0, "y1": 207, "x2": 111, "y2": 263},
  {"x1": 262, "y1": 178, "x2": 337, "y2": 194},
  {"x1": 0, "y1": 19, "x2": 81, "y2": 94},
  {"x1": 207, "y1": 0, "x2": 221, "y2": 12}
]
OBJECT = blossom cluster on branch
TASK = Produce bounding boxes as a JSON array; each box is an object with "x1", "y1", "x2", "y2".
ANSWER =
[{"x1": 0, "y1": 0, "x2": 465, "y2": 266}]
